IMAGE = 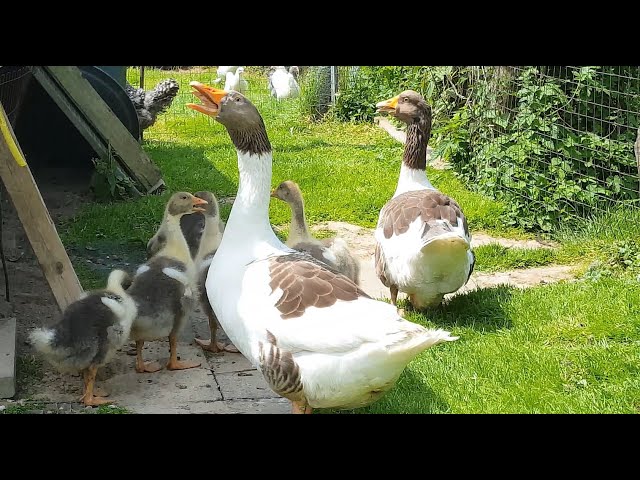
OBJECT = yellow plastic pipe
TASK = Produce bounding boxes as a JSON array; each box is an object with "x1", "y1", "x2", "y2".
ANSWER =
[{"x1": 0, "y1": 108, "x2": 27, "y2": 167}]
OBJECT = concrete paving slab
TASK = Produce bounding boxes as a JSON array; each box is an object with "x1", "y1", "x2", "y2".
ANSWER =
[
  {"x1": 215, "y1": 370, "x2": 280, "y2": 400},
  {"x1": 0, "y1": 317, "x2": 16, "y2": 398}
]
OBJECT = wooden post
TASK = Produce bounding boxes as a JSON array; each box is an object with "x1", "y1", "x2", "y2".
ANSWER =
[
  {"x1": 0, "y1": 103, "x2": 83, "y2": 312},
  {"x1": 31, "y1": 66, "x2": 164, "y2": 194}
]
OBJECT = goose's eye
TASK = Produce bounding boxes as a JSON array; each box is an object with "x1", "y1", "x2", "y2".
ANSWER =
[
  {"x1": 403, "y1": 97, "x2": 410, "y2": 102},
  {"x1": 235, "y1": 96, "x2": 241, "y2": 102}
]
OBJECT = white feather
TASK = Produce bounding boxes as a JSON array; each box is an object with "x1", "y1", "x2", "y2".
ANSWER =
[
  {"x1": 29, "y1": 328, "x2": 55, "y2": 355},
  {"x1": 136, "y1": 264, "x2": 150, "y2": 276},
  {"x1": 162, "y1": 267, "x2": 190, "y2": 286}
]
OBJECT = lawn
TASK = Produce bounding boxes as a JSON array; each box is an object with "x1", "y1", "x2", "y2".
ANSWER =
[{"x1": 60, "y1": 67, "x2": 639, "y2": 414}]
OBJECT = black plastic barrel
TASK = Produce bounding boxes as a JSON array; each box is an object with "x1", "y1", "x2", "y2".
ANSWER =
[
  {"x1": 95, "y1": 66, "x2": 127, "y2": 88},
  {"x1": 3, "y1": 66, "x2": 140, "y2": 173}
]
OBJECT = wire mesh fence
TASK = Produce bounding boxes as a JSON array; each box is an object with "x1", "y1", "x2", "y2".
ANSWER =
[
  {"x1": 126, "y1": 66, "x2": 335, "y2": 142},
  {"x1": 3, "y1": 65, "x2": 637, "y2": 232},
  {"x1": 329, "y1": 65, "x2": 640, "y2": 230},
  {"x1": 459, "y1": 66, "x2": 640, "y2": 229},
  {"x1": 0, "y1": 66, "x2": 33, "y2": 124}
]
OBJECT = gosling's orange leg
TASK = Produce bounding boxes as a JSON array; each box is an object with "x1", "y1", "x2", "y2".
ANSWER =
[
  {"x1": 195, "y1": 313, "x2": 239, "y2": 353},
  {"x1": 167, "y1": 332, "x2": 201, "y2": 370},
  {"x1": 80, "y1": 366, "x2": 112, "y2": 406},
  {"x1": 195, "y1": 337, "x2": 236, "y2": 353},
  {"x1": 291, "y1": 401, "x2": 313, "y2": 414},
  {"x1": 135, "y1": 340, "x2": 162, "y2": 373}
]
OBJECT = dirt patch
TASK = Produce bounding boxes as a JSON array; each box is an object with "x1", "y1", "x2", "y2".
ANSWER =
[
  {"x1": 0, "y1": 166, "x2": 126, "y2": 400},
  {"x1": 311, "y1": 221, "x2": 377, "y2": 259}
]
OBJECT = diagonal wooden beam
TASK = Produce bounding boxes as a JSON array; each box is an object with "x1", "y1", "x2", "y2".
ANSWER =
[
  {"x1": 31, "y1": 66, "x2": 164, "y2": 194},
  {"x1": 0, "y1": 102, "x2": 83, "y2": 312}
]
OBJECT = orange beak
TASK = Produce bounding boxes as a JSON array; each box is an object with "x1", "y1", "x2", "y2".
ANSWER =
[
  {"x1": 192, "y1": 195, "x2": 208, "y2": 212},
  {"x1": 376, "y1": 95, "x2": 399, "y2": 115},
  {"x1": 187, "y1": 81, "x2": 228, "y2": 117}
]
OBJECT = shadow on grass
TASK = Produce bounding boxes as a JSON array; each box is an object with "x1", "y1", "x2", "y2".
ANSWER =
[
  {"x1": 69, "y1": 241, "x2": 149, "y2": 290},
  {"x1": 405, "y1": 284, "x2": 516, "y2": 333},
  {"x1": 143, "y1": 140, "x2": 238, "y2": 196}
]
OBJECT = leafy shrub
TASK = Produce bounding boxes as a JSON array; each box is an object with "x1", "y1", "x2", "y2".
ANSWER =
[{"x1": 333, "y1": 65, "x2": 640, "y2": 232}]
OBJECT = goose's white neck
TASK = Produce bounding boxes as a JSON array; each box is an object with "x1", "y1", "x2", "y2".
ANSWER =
[
  {"x1": 392, "y1": 163, "x2": 435, "y2": 198},
  {"x1": 222, "y1": 150, "x2": 282, "y2": 251}
]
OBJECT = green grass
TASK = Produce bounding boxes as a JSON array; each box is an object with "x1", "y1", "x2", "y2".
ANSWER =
[
  {"x1": 55, "y1": 68, "x2": 640, "y2": 414},
  {"x1": 331, "y1": 277, "x2": 640, "y2": 414},
  {"x1": 16, "y1": 354, "x2": 44, "y2": 394},
  {"x1": 62, "y1": 68, "x2": 521, "y2": 255},
  {"x1": 1, "y1": 402, "x2": 45, "y2": 414},
  {"x1": 331, "y1": 207, "x2": 640, "y2": 414},
  {"x1": 95, "y1": 405, "x2": 131, "y2": 414},
  {"x1": 474, "y1": 244, "x2": 559, "y2": 272}
]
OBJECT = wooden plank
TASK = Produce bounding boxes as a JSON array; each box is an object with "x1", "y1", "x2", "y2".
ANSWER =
[
  {"x1": 44, "y1": 66, "x2": 164, "y2": 194},
  {"x1": 30, "y1": 67, "x2": 142, "y2": 198},
  {"x1": 0, "y1": 103, "x2": 83, "y2": 312},
  {"x1": 30, "y1": 66, "x2": 111, "y2": 163}
]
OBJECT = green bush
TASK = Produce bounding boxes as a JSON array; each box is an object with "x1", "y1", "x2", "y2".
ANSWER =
[
  {"x1": 446, "y1": 66, "x2": 640, "y2": 232},
  {"x1": 333, "y1": 65, "x2": 640, "y2": 232}
]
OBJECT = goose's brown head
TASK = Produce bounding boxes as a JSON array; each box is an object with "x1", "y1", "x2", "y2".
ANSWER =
[
  {"x1": 187, "y1": 82, "x2": 261, "y2": 128},
  {"x1": 166, "y1": 192, "x2": 208, "y2": 217},
  {"x1": 194, "y1": 191, "x2": 219, "y2": 218},
  {"x1": 188, "y1": 81, "x2": 271, "y2": 155},
  {"x1": 376, "y1": 90, "x2": 432, "y2": 125},
  {"x1": 270, "y1": 180, "x2": 303, "y2": 205}
]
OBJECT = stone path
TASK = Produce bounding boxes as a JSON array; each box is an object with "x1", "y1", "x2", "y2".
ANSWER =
[
  {"x1": 310, "y1": 221, "x2": 576, "y2": 301},
  {"x1": 7, "y1": 306, "x2": 291, "y2": 414},
  {"x1": 1, "y1": 219, "x2": 576, "y2": 415}
]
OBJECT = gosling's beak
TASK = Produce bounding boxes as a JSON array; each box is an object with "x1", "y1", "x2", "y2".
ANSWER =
[
  {"x1": 192, "y1": 195, "x2": 208, "y2": 213},
  {"x1": 270, "y1": 189, "x2": 278, "y2": 198},
  {"x1": 376, "y1": 95, "x2": 399, "y2": 115},
  {"x1": 187, "y1": 82, "x2": 228, "y2": 117}
]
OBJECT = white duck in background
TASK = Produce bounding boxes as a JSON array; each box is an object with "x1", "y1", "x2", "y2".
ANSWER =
[
  {"x1": 187, "y1": 82, "x2": 457, "y2": 414},
  {"x1": 224, "y1": 66, "x2": 249, "y2": 94},
  {"x1": 374, "y1": 90, "x2": 475, "y2": 310},
  {"x1": 214, "y1": 66, "x2": 239, "y2": 84},
  {"x1": 269, "y1": 66, "x2": 300, "y2": 100}
]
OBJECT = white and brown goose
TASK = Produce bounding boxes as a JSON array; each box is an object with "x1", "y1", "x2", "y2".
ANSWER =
[
  {"x1": 271, "y1": 180, "x2": 360, "y2": 284},
  {"x1": 374, "y1": 90, "x2": 475, "y2": 310},
  {"x1": 187, "y1": 82, "x2": 457, "y2": 414},
  {"x1": 29, "y1": 269, "x2": 136, "y2": 406},
  {"x1": 128, "y1": 192, "x2": 207, "y2": 373}
]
